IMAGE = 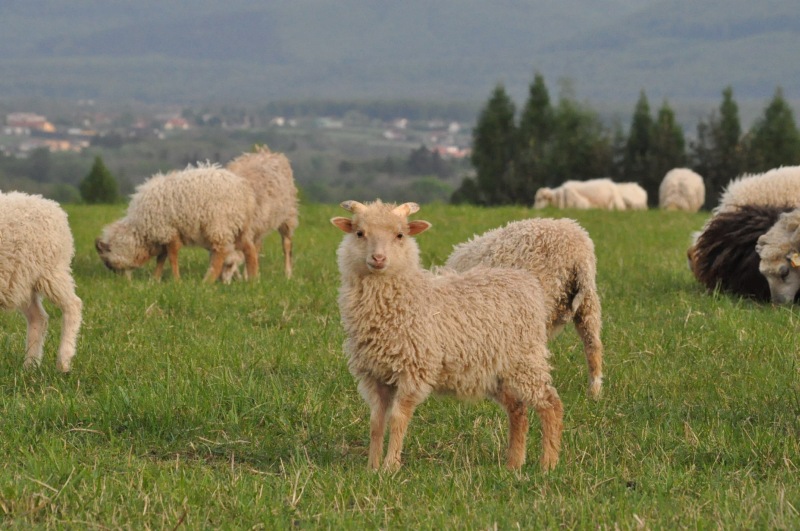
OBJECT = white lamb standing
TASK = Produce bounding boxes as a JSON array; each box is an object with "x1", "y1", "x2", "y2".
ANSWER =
[
  {"x1": 534, "y1": 178, "x2": 626, "y2": 210},
  {"x1": 0, "y1": 191, "x2": 82, "y2": 372},
  {"x1": 331, "y1": 200, "x2": 563, "y2": 472},
  {"x1": 95, "y1": 163, "x2": 258, "y2": 283},
  {"x1": 715, "y1": 165, "x2": 800, "y2": 214},
  {"x1": 659, "y1": 168, "x2": 705, "y2": 212},
  {"x1": 755, "y1": 208, "x2": 800, "y2": 304},
  {"x1": 222, "y1": 146, "x2": 299, "y2": 282},
  {"x1": 445, "y1": 217, "x2": 603, "y2": 398},
  {"x1": 616, "y1": 182, "x2": 648, "y2": 210}
]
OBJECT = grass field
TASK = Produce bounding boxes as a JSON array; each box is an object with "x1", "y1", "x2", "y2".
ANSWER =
[{"x1": 1, "y1": 202, "x2": 798, "y2": 529}]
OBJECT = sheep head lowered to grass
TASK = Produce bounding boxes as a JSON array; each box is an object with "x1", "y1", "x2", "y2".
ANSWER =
[{"x1": 756, "y1": 208, "x2": 800, "y2": 304}]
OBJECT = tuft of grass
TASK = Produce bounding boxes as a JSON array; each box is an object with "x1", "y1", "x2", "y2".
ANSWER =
[{"x1": 1, "y1": 203, "x2": 798, "y2": 528}]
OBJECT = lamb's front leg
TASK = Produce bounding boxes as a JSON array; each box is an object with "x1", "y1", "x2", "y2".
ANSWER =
[
  {"x1": 358, "y1": 378, "x2": 395, "y2": 470},
  {"x1": 167, "y1": 237, "x2": 182, "y2": 281},
  {"x1": 383, "y1": 383, "x2": 428, "y2": 472}
]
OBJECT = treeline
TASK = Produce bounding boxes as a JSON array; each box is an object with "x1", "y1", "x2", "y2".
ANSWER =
[
  {"x1": 261, "y1": 99, "x2": 480, "y2": 123},
  {"x1": 455, "y1": 73, "x2": 800, "y2": 208}
]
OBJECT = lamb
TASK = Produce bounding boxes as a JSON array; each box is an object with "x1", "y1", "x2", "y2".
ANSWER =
[
  {"x1": 534, "y1": 178, "x2": 626, "y2": 210},
  {"x1": 95, "y1": 163, "x2": 258, "y2": 283},
  {"x1": 223, "y1": 146, "x2": 299, "y2": 280},
  {"x1": 445, "y1": 217, "x2": 603, "y2": 398},
  {"x1": 715, "y1": 165, "x2": 800, "y2": 213},
  {"x1": 0, "y1": 191, "x2": 82, "y2": 372},
  {"x1": 688, "y1": 204, "x2": 794, "y2": 301},
  {"x1": 755, "y1": 208, "x2": 800, "y2": 304},
  {"x1": 659, "y1": 168, "x2": 705, "y2": 212},
  {"x1": 616, "y1": 182, "x2": 648, "y2": 210},
  {"x1": 331, "y1": 200, "x2": 563, "y2": 472}
]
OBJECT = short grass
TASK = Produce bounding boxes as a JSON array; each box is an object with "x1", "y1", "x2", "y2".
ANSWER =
[{"x1": 1, "y1": 202, "x2": 799, "y2": 529}]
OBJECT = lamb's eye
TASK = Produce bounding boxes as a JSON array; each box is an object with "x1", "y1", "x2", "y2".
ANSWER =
[
  {"x1": 397, "y1": 233, "x2": 404, "y2": 240},
  {"x1": 356, "y1": 230, "x2": 364, "y2": 238}
]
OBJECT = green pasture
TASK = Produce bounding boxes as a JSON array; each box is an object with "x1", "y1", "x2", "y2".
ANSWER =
[{"x1": 1, "y1": 203, "x2": 798, "y2": 528}]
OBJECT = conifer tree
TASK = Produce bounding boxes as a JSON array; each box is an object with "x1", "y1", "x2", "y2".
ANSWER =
[
  {"x1": 745, "y1": 87, "x2": 800, "y2": 172},
  {"x1": 649, "y1": 101, "x2": 686, "y2": 205},
  {"x1": 623, "y1": 91, "x2": 654, "y2": 185},
  {"x1": 79, "y1": 156, "x2": 120, "y2": 204},
  {"x1": 517, "y1": 73, "x2": 554, "y2": 202}
]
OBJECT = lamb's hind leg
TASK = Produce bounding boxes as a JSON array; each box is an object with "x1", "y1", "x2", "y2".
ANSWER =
[
  {"x1": 22, "y1": 294, "x2": 48, "y2": 369},
  {"x1": 493, "y1": 386, "x2": 529, "y2": 470},
  {"x1": 204, "y1": 244, "x2": 227, "y2": 283},
  {"x1": 574, "y1": 288, "x2": 604, "y2": 398},
  {"x1": 534, "y1": 385, "x2": 563, "y2": 471},
  {"x1": 278, "y1": 222, "x2": 294, "y2": 279},
  {"x1": 43, "y1": 273, "x2": 83, "y2": 373}
]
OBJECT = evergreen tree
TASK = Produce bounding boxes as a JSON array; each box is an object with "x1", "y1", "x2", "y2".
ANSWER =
[
  {"x1": 745, "y1": 87, "x2": 800, "y2": 172},
  {"x1": 463, "y1": 84, "x2": 518, "y2": 204},
  {"x1": 623, "y1": 91, "x2": 654, "y2": 185},
  {"x1": 79, "y1": 156, "x2": 120, "y2": 204},
  {"x1": 517, "y1": 73, "x2": 554, "y2": 202},
  {"x1": 649, "y1": 101, "x2": 686, "y2": 205}
]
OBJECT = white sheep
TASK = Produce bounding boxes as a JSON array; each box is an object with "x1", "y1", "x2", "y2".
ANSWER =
[
  {"x1": 223, "y1": 146, "x2": 299, "y2": 281},
  {"x1": 331, "y1": 200, "x2": 563, "y2": 472},
  {"x1": 616, "y1": 182, "x2": 648, "y2": 210},
  {"x1": 534, "y1": 178, "x2": 626, "y2": 210},
  {"x1": 0, "y1": 191, "x2": 82, "y2": 372},
  {"x1": 95, "y1": 163, "x2": 258, "y2": 283},
  {"x1": 659, "y1": 168, "x2": 705, "y2": 212},
  {"x1": 445, "y1": 217, "x2": 603, "y2": 398},
  {"x1": 756, "y1": 208, "x2": 800, "y2": 304},
  {"x1": 716, "y1": 165, "x2": 800, "y2": 213}
]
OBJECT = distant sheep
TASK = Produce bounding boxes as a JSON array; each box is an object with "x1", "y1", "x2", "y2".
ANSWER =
[
  {"x1": 445, "y1": 217, "x2": 603, "y2": 398},
  {"x1": 1, "y1": 191, "x2": 82, "y2": 372},
  {"x1": 756, "y1": 208, "x2": 800, "y2": 304},
  {"x1": 659, "y1": 168, "x2": 705, "y2": 212},
  {"x1": 96, "y1": 163, "x2": 258, "y2": 283},
  {"x1": 534, "y1": 178, "x2": 626, "y2": 210},
  {"x1": 688, "y1": 204, "x2": 794, "y2": 301},
  {"x1": 223, "y1": 146, "x2": 299, "y2": 280},
  {"x1": 716, "y1": 165, "x2": 800, "y2": 213},
  {"x1": 616, "y1": 182, "x2": 648, "y2": 210},
  {"x1": 332, "y1": 200, "x2": 563, "y2": 471}
]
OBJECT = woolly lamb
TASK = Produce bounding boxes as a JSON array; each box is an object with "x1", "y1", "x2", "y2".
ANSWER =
[
  {"x1": 659, "y1": 168, "x2": 705, "y2": 212},
  {"x1": 616, "y1": 182, "x2": 648, "y2": 210},
  {"x1": 96, "y1": 163, "x2": 258, "y2": 283},
  {"x1": 445, "y1": 218, "x2": 603, "y2": 398},
  {"x1": 332, "y1": 200, "x2": 563, "y2": 472},
  {"x1": 756, "y1": 208, "x2": 800, "y2": 304},
  {"x1": 0, "y1": 191, "x2": 82, "y2": 372},
  {"x1": 716, "y1": 165, "x2": 800, "y2": 213},
  {"x1": 688, "y1": 205, "x2": 794, "y2": 301},
  {"x1": 534, "y1": 178, "x2": 626, "y2": 210},
  {"x1": 224, "y1": 146, "x2": 299, "y2": 280}
]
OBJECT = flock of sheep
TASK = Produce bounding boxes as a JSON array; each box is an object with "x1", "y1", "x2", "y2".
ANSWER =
[{"x1": 2, "y1": 147, "x2": 799, "y2": 472}]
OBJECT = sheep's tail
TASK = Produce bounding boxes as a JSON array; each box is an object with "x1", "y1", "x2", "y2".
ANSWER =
[{"x1": 571, "y1": 265, "x2": 604, "y2": 399}]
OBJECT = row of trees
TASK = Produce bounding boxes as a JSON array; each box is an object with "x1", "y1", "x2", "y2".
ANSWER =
[{"x1": 456, "y1": 73, "x2": 800, "y2": 208}]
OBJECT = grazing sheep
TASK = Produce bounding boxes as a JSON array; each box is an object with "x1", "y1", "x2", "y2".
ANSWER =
[
  {"x1": 534, "y1": 178, "x2": 626, "y2": 210},
  {"x1": 716, "y1": 165, "x2": 800, "y2": 213},
  {"x1": 445, "y1": 217, "x2": 603, "y2": 398},
  {"x1": 688, "y1": 205, "x2": 794, "y2": 301},
  {"x1": 756, "y1": 208, "x2": 800, "y2": 304},
  {"x1": 224, "y1": 146, "x2": 299, "y2": 280},
  {"x1": 331, "y1": 200, "x2": 563, "y2": 472},
  {"x1": 0, "y1": 191, "x2": 82, "y2": 372},
  {"x1": 96, "y1": 163, "x2": 258, "y2": 283},
  {"x1": 659, "y1": 168, "x2": 705, "y2": 212},
  {"x1": 616, "y1": 182, "x2": 648, "y2": 210}
]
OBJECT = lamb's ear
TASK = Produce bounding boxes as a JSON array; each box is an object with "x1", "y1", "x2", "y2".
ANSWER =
[
  {"x1": 790, "y1": 252, "x2": 800, "y2": 268},
  {"x1": 755, "y1": 234, "x2": 766, "y2": 253},
  {"x1": 95, "y1": 238, "x2": 110, "y2": 253},
  {"x1": 331, "y1": 217, "x2": 353, "y2": 233},
  {"x1": 340, "y1": 200, "x2": 366, "y2": 213},
  {"x1": 393, "y1": 202, "x2": 420, "y2": 217},
  {"x1": 408, "y1": 220, "x2": 432, "y2": 236}
]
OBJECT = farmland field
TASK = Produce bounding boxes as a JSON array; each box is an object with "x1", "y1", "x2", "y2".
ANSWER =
[{"x1": 1, "y1": 202, "x2": 798, "y2": 528}]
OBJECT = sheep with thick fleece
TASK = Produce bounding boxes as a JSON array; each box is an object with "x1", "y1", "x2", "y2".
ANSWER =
[
  {"x1": 756, "y1": 208, "x2": 800, "y2": 304},
  {"x1": 331, "y1": 200, "x2": 563, "y2": 472},
  {"x1": 0, "y1": 191, "x2": 82, "y2": 372},
  {"x1": 445, "y1": 217, "x2": 603, "y2": 398},
  {"x1": 716, "y1": 165, "x2": 800, "y2": 213},
  {"x1": 616, "y1": 182, "x2": 648, "y2": 210},
  {"x1": 96, "y1": 163, "x2": 258, "y2": 283},
  {"x1": 534, "y1": 178, "x2": 626, "y2": 210},
  {"x1": 224, "y1": 146, "x2": 299, "y2": 280},
  {"x1": 659, "y1": 168, "x2": 705, "y2": 212}
]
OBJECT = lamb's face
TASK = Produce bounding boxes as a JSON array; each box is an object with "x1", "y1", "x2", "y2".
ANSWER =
[
  {"x1": 95, "y1": 221, "x2": 151, "y2": 274},
  {"x1": 331, "y1": 200, "x2": 430, "y2": 277},
  {"x1": 533, "y1": 188, "x2": 553, "y2": 209},
  {"x1": 756, "y1": 232, "x2": 800, "y2": 304}
]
